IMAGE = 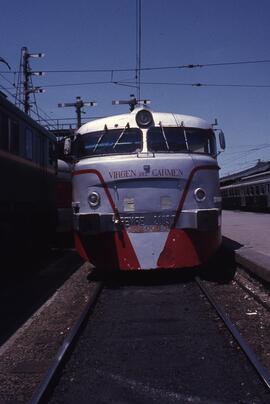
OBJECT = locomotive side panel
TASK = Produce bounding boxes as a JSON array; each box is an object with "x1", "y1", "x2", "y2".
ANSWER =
[{"x1": 0, "y1": 95, "x2": 57, "y2": 260}]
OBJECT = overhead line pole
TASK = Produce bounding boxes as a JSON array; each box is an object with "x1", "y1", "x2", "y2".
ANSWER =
[
  {"x1": 21, "y1": 46, "x2": 45, "y2": 115},
  {"x1": 58, "y1": 96, "x2": 97, "y2": 129},
  {"x1": 136, "y1": 0, "x2": 142, "y2": 100},
  {"x1": 22, "y1": 47, "x2": 30, "y2": 114}
]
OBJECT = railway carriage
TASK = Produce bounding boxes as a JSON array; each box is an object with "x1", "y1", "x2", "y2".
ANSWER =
[
  {"x1": 0, "y1": 91, "x2": 57, "y2": 260},
  {"x1": 71, "y1": 105, "x2": 225, "y2": 270},
  {"x1": 221, "y1": 171, "x2": 270, "y2": 212}
]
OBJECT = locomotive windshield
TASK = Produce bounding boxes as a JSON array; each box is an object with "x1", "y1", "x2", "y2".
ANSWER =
[
  {"x1": 76, "y1": 128, "x2": 142, "y2": 157},
  {"x1": 147, "y1": 127, "x2": 216, "y2": 156},
  {"x1": 75, "y1": 125, "x2": 216, "y2": 158}
]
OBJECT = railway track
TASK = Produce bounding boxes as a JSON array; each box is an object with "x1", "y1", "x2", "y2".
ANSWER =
[
  {"x1": 30, "y1": 271, "x2": 270, "y2": 403},
  {"x1": 195, "y1": 277, "x2": 270, "y2": 390},
  {"x1": 234, "y1": 269, "x2": 270, "y2": 313},
  {"x1": 30, "y1": 280, "x2": 103, "y2": 404}
]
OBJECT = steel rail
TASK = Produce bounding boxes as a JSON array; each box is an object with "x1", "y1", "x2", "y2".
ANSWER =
[
  {"x1": 234, "y1": 273, "x2": 270, "y2": 312},
  {"x1": 29, "y1": 281, "x2": 103, "y2": 404},
  {"x1": 195, "y1": 276, "x2": 270, "y2": 391}
]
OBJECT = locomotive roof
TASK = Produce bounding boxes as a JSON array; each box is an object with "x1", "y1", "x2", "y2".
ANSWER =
[{"x1": 78, "y1": 108, "x2": 212, "y2": 134}]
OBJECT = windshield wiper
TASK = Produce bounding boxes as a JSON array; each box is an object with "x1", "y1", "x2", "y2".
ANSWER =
[
  {"x1": 113, "y1": 123, "x2": 130, "y2": 149},
  {"x1": 159, "y1": 121, "x2": 170, "y2": 151},
  {"x1": 183, "y1": 127, "x2": 190, "y2": 151},
  {"x1": 93, "y1": 125, "x2": 108, "y2": 152}
]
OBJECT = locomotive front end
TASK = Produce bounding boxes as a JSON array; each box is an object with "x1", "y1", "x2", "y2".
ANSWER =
[{"x1": 72, "y1": 107, "x2": 222, "y2": 270}]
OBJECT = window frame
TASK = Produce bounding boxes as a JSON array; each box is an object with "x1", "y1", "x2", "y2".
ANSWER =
[
  {"x1": 76, "y1": 128, "x2": 143, "y2": 158},
  {"x1": 25, "y1": 127, "x2": 33, "y2": 160},
  {"x1": 147, "y1": 126, "x2": 217, "y2": 156}
]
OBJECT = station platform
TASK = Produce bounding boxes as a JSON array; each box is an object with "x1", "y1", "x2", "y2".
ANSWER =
[{"x1": 221, "y1": 210, "x2": 270, "y2": 282}]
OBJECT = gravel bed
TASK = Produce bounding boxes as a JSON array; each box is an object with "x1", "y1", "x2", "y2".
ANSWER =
[
  {"x1": 48, "y1": 272, "x2": 269, "y2": 403},
  {"x1": 2, "y1": 251, "x2": 269, "y2": 402},
  {"x1": 201, "y1": 265, "x2": 270, "y2": 374},
  {"x1": 0, "y1": 256, "x2": 93, "y2": 403}
]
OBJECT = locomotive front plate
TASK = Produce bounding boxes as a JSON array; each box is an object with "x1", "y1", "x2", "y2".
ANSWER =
[{"x1": 119, "y1": 212, "x2": 175, "y2": 232}]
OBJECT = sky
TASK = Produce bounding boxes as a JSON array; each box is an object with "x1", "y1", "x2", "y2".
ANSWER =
[{"x1": 1, "y1": 0, "x2": 270, "y2": 176}]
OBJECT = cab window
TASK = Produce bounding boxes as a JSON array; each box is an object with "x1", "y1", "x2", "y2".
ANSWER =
[
  {"x1": 76, "y1": 128, "x2": 142, "y2": 157},
  {"x1": 147, "y1": 127, "x2": 216, "y2": 156}
]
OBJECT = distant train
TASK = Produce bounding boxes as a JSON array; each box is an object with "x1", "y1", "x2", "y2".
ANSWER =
[
  {"x1": 221, "y1": 171, "x2": 270, "y2": 212},
  {"x1": 0, "y1": 91, "x2": 57, "y2": 260},
  {"x1": 66, "y1": 103, "x2": 225, "y2": 270}
]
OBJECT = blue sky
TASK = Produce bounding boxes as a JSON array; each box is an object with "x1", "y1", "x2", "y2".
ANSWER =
[{"x1": 1, "y1": 0, "x2": 270, "y2": 176}]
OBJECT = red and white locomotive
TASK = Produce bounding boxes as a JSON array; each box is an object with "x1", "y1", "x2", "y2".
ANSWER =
[{"x1": 71, "y1": 102, "x2": 225, "y2": 270}]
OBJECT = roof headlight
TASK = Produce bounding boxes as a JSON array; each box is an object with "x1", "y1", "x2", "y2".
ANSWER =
[
  {"x1": 135, "y1": 109, "x2": 153, "y2": 128},
  {"x1": 194, "y1": 188, "x2": 206, "y2": 202},
  {"x1": 88, "y1": 191, "x2": 100, "y2": 208}
]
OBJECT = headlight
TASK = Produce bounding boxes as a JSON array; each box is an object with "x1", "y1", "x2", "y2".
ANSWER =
[
  {"x1": 88, "y1": 191, "x2": 100, "y2": 208},
  {"x1": 194, "y1": 188, "x2": 206, "y2": 202},
  {"x1": 135, "y1": 109, "x2": 153, "y2": 128}
]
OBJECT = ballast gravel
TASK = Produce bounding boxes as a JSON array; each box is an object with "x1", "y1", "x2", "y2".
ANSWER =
[{"x1": 0, "y1": 252, "x2": 93, "y2": 403}]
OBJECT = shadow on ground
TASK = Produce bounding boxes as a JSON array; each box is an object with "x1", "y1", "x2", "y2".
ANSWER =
[
  {"x1": 199, "y1": 237, "x2": 242, "y2": 284},
  {"x1": 0, "y1": 250, "x2": 84, "y2": 346}
]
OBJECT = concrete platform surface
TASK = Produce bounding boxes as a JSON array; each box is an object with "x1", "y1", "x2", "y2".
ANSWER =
[{"x1": 221, "y1": 210, "x2": 270, "y2": 282}]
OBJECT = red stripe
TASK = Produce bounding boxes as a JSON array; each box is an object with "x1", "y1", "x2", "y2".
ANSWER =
[
  {"x1": 74, "y1": 169, "x2": 117, "y2": 213},
  {"x1": 172, "y1": 164, "x2": 218, "y2": 228},
  {"x1": 74, "y1": 165, "x2": 219, "y2": 269},
  {"x1": 73, "y1": 168, "x2": 140, "y2": 269},
  {"x1": 158, "y1": 164, "x2": 219, "y2": 268},
  {"x1": 74, "y1": 232, "x2": 90, "y2": 262}
]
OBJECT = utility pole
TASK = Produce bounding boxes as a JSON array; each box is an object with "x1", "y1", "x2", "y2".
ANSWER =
[
  {"x1": 58, "y1": 96, "x2": 97, "y2": 128},
  {"x1": 22, "y1": 47, "x2": 30, "y2": 114},
  {"x1": 21, "y1": 46, "x2": 45, "y2": 114},
  {"x1": 136, "y1": 0, "x2": 142, "y2": 100},
  {"x1": 112, "y1": 94, "x2": 150, "y2": 111}
]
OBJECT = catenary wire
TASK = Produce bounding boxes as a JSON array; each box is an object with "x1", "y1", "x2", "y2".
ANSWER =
[
  {"x1": 1, "y1": 58, "x2": 270, "y2": 75},
  {"x1": 3, "y1": 81, "x2": 270, "y2": 90}
]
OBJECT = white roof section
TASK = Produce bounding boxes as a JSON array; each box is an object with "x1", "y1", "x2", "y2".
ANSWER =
[{"x1": 78, "y1": 107, "x2": 212, "y2": 135}]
